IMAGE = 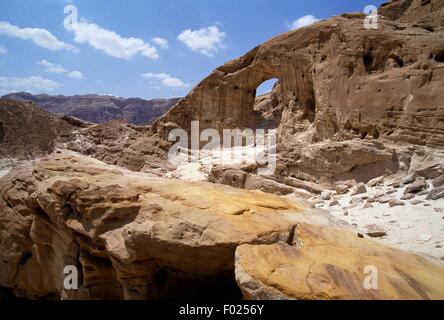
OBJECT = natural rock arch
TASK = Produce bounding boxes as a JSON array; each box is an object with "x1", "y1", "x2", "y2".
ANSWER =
[
  {"x1": 155, "y1": 43, "x2": 316, "y2": 139},
  {"x1": 155, "y1": 0, "x2": 444, "y2": 149}
]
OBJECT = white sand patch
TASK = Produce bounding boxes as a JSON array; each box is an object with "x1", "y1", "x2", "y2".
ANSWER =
[
  {"x1": 0, "y1": 169, "x2": 10, "y2": 178},
  {"x1": 314, "y1": 182, "x2": 444, "y2": 261},
  {"x1": 165, "y1": 162, "x2": 207, "y2": 182},
  {"x1": 164, "y1": 142, "x2": 273, "y2": 182}
]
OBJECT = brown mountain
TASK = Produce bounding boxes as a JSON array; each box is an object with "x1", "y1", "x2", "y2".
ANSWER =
[
  {"x1": 1, "y1": 92, "x2": 180, "y2": 125},
  {"x1": 0, "y1": 99, "x2": 76, "y2": 159}
]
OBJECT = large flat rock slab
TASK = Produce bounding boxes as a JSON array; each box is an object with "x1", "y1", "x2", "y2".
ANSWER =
[{"x1": 235, "y1": 223, "x2": 444, "y2": 300}]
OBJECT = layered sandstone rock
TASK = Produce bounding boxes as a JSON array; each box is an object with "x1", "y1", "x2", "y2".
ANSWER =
[
  {"x1": 0, "y1": 151, "x2": 333, "y2": 299},
  {"x1": 235, "y1": 223, "x2": 444, "y2": 300},
  {"x1": 1, "y1": 151, "x2": 443, "y2": 300}
]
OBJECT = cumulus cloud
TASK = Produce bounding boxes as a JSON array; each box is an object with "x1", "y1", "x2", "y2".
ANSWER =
[
  {"x1": 162, "y1": 77, "x2": 188, "y2": 88},
  {"x1": 37, "y1": 59, "x2": 67, "y2": 74},
  {"x1": 177, "y1": 25, "x2": 225, "y2": 57},
  {"x1": 67, "y1": 71, "x2": 83, "y2": 80},
  {"x1": 288, "y1": 15, "x2": 320, "y2": 30},
  {"x1": 37, "y1": 59, "x2": 83, "y2": 80},
  {"x1": 142, "y1": 72, "x2": 170, "y2": 80},
  {"x1": 0, "y1": 76, "x2": 62, "y2": 93},
  {"x1": 0, "y1": 45, "x2": 7, "y2": 54},
  {"x1": 0, "y1": 21, "x2": 78, "y2": 52},
  {"x1": 142, "y1": 72, "x2": 189, "y2": 88},
  {"x1": 68, "y1": 19, "x2": 159, "y2": 60},
  {"x1": 152, "y1": 37, "x2": 169, "y2": 49}
]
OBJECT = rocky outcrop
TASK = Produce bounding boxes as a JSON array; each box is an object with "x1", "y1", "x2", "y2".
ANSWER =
[
  {"x1": 279, "y1": 140, "x2": 400, "y2": 182},
  {"x1": 235, "y1": 223, "x2": 444, "y2": 300},
  {"x1": 0, "y1": 100, "x2": 76, "y2": 159},
  {"x1": 0, "y1": 151, "x2": 443, "y2": 300},
  {"x1": 2, "y1": 92, "x2": 179, "y2": 125},
  {"x1": 379, "y1": 0, "x2": 444, "y2": 28},
  {"x1": 65, "y1": 121, "x2": 173, "y2": 174},
  {"x1": 0, "y1": 151, "x2": 331, "y2": 299}
]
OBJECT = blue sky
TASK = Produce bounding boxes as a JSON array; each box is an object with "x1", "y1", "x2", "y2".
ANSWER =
[{"x1": 0, "y1": 0, "x2": 385, "y2": 99}]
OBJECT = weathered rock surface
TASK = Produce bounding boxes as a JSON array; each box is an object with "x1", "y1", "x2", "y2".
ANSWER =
[
  {"x1": 351, "y1": 183, "x2": 367, "y2": 196},
  {"x1": 415, "y1": 161, "x2": 444, "y2": 179},
  {"x1": 66, "y1": 120, "x2": 172, "y2": 173},
  {"x1": 209, "y1": 165, "x2": 301, "y2": 196},
  {"x1": 235, "y1": 223, "x2": 444, "y2": 300},
  {"x1": 365, "y1": 224, "x2": 388, "y2": 238},
  {"x1": 1, "y1": 152, "x2": 444, "y2": 300},
  {"x1": 432, "y1": 174, "x2": 444, "y2": 187},
  {"x1": 405, "y1": 179, "x2": 427, "y2": 194},
  {"x1": 0, "y1": 152, "x2": 334, "y2": 299},
  {"x1": 427, "y1": 186, "x2": 444, "y2": 200},
  {"x1": 389, "y1": 198, "x2": 405, "y2": 207}
]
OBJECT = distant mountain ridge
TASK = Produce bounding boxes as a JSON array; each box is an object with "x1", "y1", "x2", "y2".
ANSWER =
[{"x1": 1, "y1": 92, "x2": 180, "y2": 125}]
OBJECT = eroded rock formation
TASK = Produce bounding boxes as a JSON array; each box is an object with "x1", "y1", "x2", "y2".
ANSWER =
[
  {"x1": 0, "y1": 151, "x2": 443, "y2": 299},
  {"x1": 235, "y1": 223, "x2": 444, "y2": 300},
  {"x1": 154, "y1": 0, "x2": 444, "y2": 183},
  {"x1": 65, "y1": 120, "x2": 173, "y2": 174}
]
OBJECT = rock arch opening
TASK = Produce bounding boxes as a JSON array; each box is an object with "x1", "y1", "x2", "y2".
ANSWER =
[
  {"x1": 253, "y1": 78, "x2": 282, "y2": 129},
  {"x1": 256, "y1": 78, "x2": 278, "y2": 97}
]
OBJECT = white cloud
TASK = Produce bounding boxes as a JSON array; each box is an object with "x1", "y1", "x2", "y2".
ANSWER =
[
  {"x1": 152, "y1": 37, "x2": 168, "y2": 49},
  {"x1": 37, "y1": 59, "x2": 67, "y2": 73},
  {"x1": 142, "y1": 72, "x2": 189, "y2": 88},
  {"x1": 37, "y1": 59, "x2": 84, "y2": 80},
  {"x1": 288, "y1": 15, "x2": 320, "y2": 30},
  {"x1": 0, "y1": 45, "x2": 7, "y2": 54},
  {"x1": 177, "y1": 25, "x2": 226, "y2": 57},
  {"x1": 67, "y1": 71, "x2": 83, "y2": 80},
  {"x1": 68, "y1": 19, "x2": 159, "y2": 60},
  {"x1": 0, "y1": 21, "x2": 78, "y2": 52},
  {"x1": 142, "y1": 72, "x2": 170, "y2": 80},
  {"x1": 162, "y1": 77, "x2": 188, "y2": 88},
  {"x1": 0, "y1": 76, "x2": 62, "y2": 93}
]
